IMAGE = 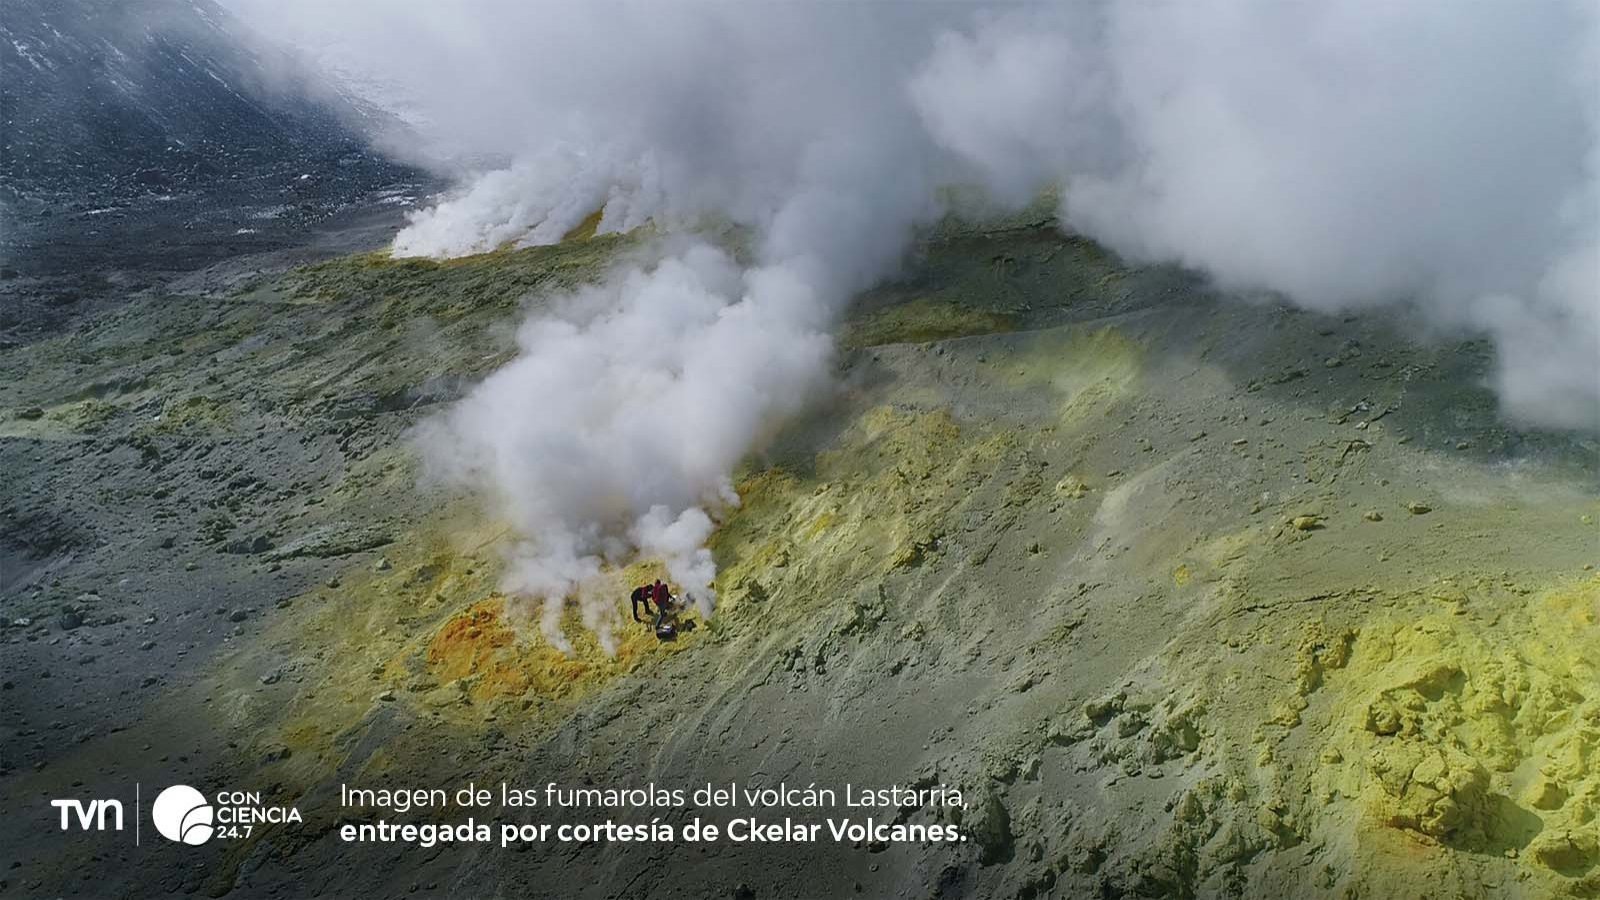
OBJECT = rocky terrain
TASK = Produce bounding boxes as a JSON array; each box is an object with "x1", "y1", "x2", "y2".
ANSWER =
[
  {"x1": 1, "y1": 0, "x2": 427, "y2": 340},
  {"x1": 0, "y1": 205, "x2": 1596, "y2": 898}
]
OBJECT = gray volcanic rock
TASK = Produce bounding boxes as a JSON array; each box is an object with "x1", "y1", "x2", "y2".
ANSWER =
[
  {"x1": 2, "y1": 0, "x2": 408, "y2": 207},
  {"x1": 1, "y1": 220, "x2": 1594, "y2": 899},
  {"x1": 1, "y1": 0, "x2": 429, "y2": 339}
]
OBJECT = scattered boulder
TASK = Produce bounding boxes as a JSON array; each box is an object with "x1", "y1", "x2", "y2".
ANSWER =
[
  {"x1": 1364, "y1": 699, "x2": 1404, "y2": 736},
  {"x1": 1528, "y1": 829, "x2": 1598, "y2": 874},
  {"x1": 1083, "y1": 693, "x2": 1124, "y2": 725},
  {"x1": 1523, "y1": 776, "x2": 1567, "y2": 811},
  {"x1": 965, "y1": 790, "x2": 1015, "y2": 866},
  {"x1": 1367, "y1": 743, "x2": 1491, "y2": 840},
  {"x1": 422, "y1": 680, "x2": 469, "y2": 709},
  {"x1": 1053, "y1": 475, "x2": 1090, "y2": 499},
  {"x1": 223, "y1": 534, "x2": 273, "y2": 555},
  {"x1": 268, "y1": 523, "x2": 395, "y2": 560}
]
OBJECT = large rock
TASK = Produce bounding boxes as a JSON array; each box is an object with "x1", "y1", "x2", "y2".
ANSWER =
[{"x1": 267, "y1": 523, "x2": 395, "y2": 560}]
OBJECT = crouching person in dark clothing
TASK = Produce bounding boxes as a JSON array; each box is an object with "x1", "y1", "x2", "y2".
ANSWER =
[{"x1": 630, "y1": 583, "x2": 656, "y2": 624}]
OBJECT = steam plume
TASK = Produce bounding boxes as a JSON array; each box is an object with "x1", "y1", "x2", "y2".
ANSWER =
[
  {"x1": 227, "y1": 0, "x2": 1599, "y2": 648},
  {"x1": 910, "y1": 1, "x2": 1598, "y2": 428}
]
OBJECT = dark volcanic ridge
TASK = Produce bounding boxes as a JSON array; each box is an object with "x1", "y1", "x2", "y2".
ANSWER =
[{"x1": 1, "y1": 0, "x2": 432, "y2": 339}]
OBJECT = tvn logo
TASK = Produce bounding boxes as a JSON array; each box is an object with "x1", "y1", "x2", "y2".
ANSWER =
[
  {"x1": 49, "y1": 786, "x2": 195, "y2": 845},
  {"x1": 50, "y1": 798, "x2": 124, "y2": 832},
  {"x1": 49, "y1": 784, "x2": 298, "y2": 846},
  {"x1": 49, "y1": 786, "x2": 186, "y2": 845}
]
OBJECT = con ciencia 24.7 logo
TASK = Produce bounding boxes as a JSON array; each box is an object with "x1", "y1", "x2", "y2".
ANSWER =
[{"x1": 52, "y1": 785, "x2": 301, "y2": 845}]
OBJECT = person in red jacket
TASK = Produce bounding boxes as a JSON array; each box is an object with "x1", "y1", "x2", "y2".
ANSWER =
[{"x1": 651, "y1": 579, "x2": 675, "y2": 613}]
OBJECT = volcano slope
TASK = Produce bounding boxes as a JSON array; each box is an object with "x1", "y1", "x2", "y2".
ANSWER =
[{"x1": 1, "y1": 217, "x2": 1596, "y2": 899}]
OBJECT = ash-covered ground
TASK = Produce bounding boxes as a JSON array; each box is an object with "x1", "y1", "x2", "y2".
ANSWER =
[
  {"x1": 1, "y1": 212, "x2": 1596, "y2": 898},
  {"x1": 2, "y1": 4, "x2": 1597, "y2": 896}
]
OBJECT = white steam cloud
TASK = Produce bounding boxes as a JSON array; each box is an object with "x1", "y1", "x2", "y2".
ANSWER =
[
  {"x1": 255, "y1": 2, "x2": 951, "y2": 649},
  {"x1": 418, "y1": 241, "x2": 843, "y2": 651},
  {"x1": 229, "y1": 0, "x2": 1598, "y2": 647},
  {"x1": 910, "y1": 2, "x2": 1598, "y2": 427},
  {"x1": 391, "y1": 150, "x2": 661, "y2": 259}
]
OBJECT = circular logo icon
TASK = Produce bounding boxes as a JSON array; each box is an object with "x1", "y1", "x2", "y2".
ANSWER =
[{"x1": 152, "y1": 785, "x2": 214, "y2": 845}]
